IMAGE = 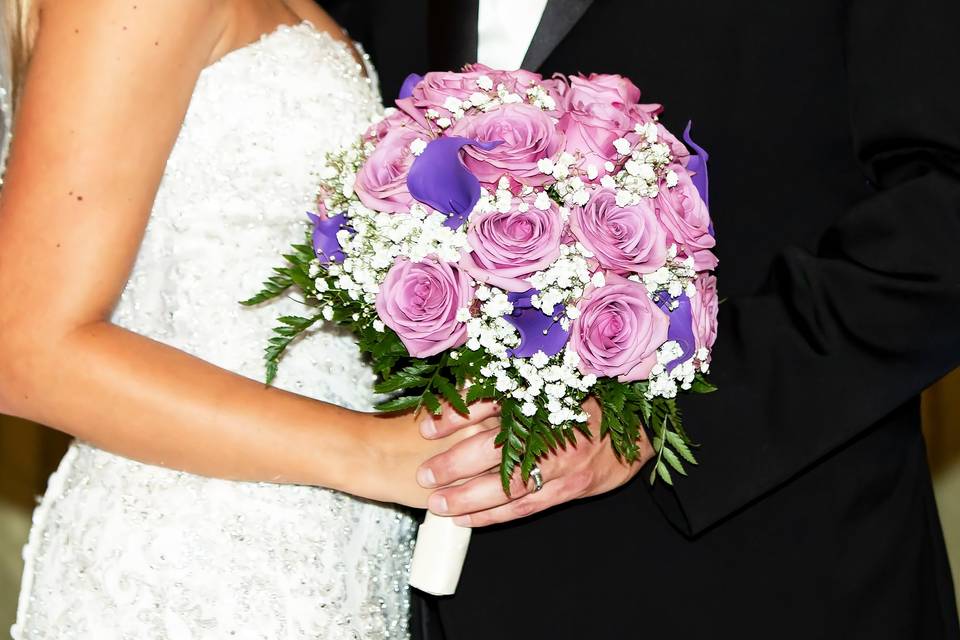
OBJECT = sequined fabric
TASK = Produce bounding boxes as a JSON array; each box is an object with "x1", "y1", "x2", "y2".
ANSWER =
[{"x1": 13, "y1": 23, "x2": 415, "y2": 639}]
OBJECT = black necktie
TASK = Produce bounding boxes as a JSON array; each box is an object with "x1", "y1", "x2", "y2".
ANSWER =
[{"x1": 427, "y1": 0, "x2": 479, "y2": 72}]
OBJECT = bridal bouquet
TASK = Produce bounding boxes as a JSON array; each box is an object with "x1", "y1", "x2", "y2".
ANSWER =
[{"x1": 245, "y1": 65, "x2": 718, "y2": 593}]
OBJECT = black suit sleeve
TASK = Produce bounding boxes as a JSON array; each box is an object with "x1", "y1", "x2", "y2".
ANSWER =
[{"x1": 650, "y1": 0, "x2": 960, "y2": 535}]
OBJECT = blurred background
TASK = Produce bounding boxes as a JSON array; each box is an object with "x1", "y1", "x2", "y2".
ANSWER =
[{"x1": 1, "y1": 371, "x2": 959, "y2": 632}]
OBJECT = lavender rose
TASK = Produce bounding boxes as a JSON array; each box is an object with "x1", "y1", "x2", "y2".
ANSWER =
[
  {"x1": 375, "y1": 257, "x2": 474, "y2": 358},
  {"x1": 411, "y1": 65, "x2": 543, "y2": 112},
  {"x1": 690, "y1": 273, "x2": 719, "y2": 353},
  {"x1": 657, "y1": 123, "x2": 690, "y2": 167},
  {"x1": 354, "y1": 126, "x2": 426, "y2": 213},
  {"x1": 460, "y1": 197, "x2": 563, "y2": 292},
  {"x1": 538, "y1": 76, "x2": 570, "y2": 117},
  {"x1": 655, "y1": 165, "x2": 718, "y2": 271},
  {"x1": 570, "y1": 273, "x2": 669, "y2": 382},
  {"x1": 570, "y1": 188, "x2": 667, "y2": 275},
  {"x1": 365, "y1": 108, "x2": 420, "y2": 144},
  {"x1": 579, "y1": 73, "x2": 641, "y2": 104},
  {"x1": 464, "y1": 64, "x2": 543, "y2": 95},
  {"x1": 409, "y1": 70, "x2": 483, "y2": 109},
  {"x1": 558, "y1": 74, "x2": 652, "y2": 177},
  {"x1": 450, "y1": 103, "x2": 565, "y2": 188}
]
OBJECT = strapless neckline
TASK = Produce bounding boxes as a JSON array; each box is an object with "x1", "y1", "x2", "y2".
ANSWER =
[{"x1": 205, "y1": 21, "x2": 314, "y2": 74}]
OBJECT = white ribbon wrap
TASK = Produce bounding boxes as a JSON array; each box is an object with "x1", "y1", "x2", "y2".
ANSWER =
[{"x1": 408, "y1": 512, "x2": 472, "y2": 596}]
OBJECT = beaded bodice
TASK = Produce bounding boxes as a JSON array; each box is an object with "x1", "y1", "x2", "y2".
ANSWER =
[{"x1": 113, "y1": 22, "x2": 381, "y2": 406}]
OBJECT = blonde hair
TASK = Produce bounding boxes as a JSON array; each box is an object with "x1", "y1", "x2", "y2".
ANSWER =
[{"x1": 3, "y1": 0, "x2": 33, "y2": 108}]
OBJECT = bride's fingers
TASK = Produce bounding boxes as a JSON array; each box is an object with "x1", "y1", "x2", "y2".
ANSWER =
[
  {"x1": 416, "y1": 427, "x2": 501, "y2": 488},
  {"x1": 421, "y1": 399, "x2": 500, "y2": 439},
  {"x1": 427, "y1": 470, "x2": 531, "y2": 516}
]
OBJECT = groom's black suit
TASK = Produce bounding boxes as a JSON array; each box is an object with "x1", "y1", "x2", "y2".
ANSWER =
[{"x1": 326, "y1": 0, "x2": 960, "y2": 637}]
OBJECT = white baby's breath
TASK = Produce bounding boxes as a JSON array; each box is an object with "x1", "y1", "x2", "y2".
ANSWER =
[{"x1": 409, "y1": 138, "x2": 428, "y2": 156}]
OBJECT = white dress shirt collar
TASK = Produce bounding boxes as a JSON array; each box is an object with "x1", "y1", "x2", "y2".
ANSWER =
[{"x1": 477, "y1": 0, "x2": 549, "y2": 70}]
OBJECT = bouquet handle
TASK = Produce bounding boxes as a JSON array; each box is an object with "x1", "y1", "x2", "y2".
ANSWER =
[{"x1": 408, "y1": 511, "x2": 472, "y2": 596}]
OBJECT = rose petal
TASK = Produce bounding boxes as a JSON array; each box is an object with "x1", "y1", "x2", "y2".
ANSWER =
[{"x1": 375, "y1": 258, "x2": 473, "y2": 357}]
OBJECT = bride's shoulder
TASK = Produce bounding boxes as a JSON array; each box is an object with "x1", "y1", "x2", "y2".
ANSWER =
[
  {"x1": 1, "y1": 1, "x2": 236, "y2": 353},
  {"x1": 35, "y1": 0, "x2": 228, "y2": 24},
  {"x1": 32, "y1": 0, "x2": 228, "y2": 70}
]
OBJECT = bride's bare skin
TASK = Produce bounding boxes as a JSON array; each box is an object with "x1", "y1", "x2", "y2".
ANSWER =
[{"x1": 0, "y1": 0, "x2": 493, "y2": 507}]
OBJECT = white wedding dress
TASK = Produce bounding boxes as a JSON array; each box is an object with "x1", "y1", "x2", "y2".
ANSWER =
[{"x1": 12, "y1": 22, "x2": 415, "y2": 640}]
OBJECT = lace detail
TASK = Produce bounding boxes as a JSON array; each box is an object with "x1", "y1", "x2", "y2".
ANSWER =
[{"x1": 13, "y1": 23, "x2": 415, "y2": 639}]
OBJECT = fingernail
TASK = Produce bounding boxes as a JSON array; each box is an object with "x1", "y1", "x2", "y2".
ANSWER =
[
  {"x1": 428, "y1": 494, "x2": 448, "y2": 515},
  {"x1": 419, "y1": 417, "x2": 437, "y2": 438},
  {"x1": 452, "y1": 516, "x2": 471, "y2": 527},
  {"x1": 417, "y1": 466, "x2": 436, "y2": 488}
]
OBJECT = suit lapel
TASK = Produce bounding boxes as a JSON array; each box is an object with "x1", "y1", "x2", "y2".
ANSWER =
[{"x1": 521, "y1": 0, "x2": 595, "y2": 71}]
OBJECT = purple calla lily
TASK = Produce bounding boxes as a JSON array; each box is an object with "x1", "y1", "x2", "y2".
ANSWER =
[
  {"x1": 398, "y1": 73, "x2": 424, "y2": 100},
  {"x1": 683, "y1": 121, "x2": 713, "y2": 237},
  {"x1": 655, "y1": 292, "x2": 696, "y2": 371},
  {"x1": 683, "y1": 121, "x2": 709, "y2": 205},
  {"x1": 504, "y1": 288, "x2": 570, "y2": 358},
  {"x1": 406, "y1": 136, "x2": 503, "y2": 230},
  {"x1": 307, "y1": 212, "x2": 349, "y2": 264}
]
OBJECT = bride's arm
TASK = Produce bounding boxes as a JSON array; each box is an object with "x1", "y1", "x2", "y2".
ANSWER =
[{"x1": 0, "y1": 0, "x2": 487, "y2": 506}]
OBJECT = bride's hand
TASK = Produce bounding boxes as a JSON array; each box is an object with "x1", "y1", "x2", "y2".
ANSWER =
[
  {"x1": 362, "y1": 400, "x2": 500, "y2": 508},
  {"x1": 414, "y1": 397, "x2": 653, "y2": 526}
]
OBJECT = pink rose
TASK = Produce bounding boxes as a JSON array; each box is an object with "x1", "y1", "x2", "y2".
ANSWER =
[
  {"x1": 656, "y1": 123, "x2": 689, "y2": 166},
  {"x1": 410, "y1": 71, "x2": 483, "y2": 109},
  {"x1": 571, "y1": 273, "x2": 670, "y2": 382},
  {"x1": 570, "y1": 189, "x2": 667, "y2": 275},
  {"x1": 375, "y1": 257, "x2": 474, "y2": 358},
  {"x1": 410, "y1": 65, "x2": 542, "y2": 112},
  {"x1": 689, "y1": 273, "x2": 718, "y2": 353},
  {"x1": 558, "y1": 74, "x2": 650, "y2": 176},
  {"x1": 655, "y1": 165, "x2": 718, "y2": 270},
  {"x1": 476, "y1": 67, "x2": 566, "y2": 116},
  {"x1": 538, "y1": 75, "x2": 570, "y2": 117},
  {"x1": 460, "y1": 197, "x2": 563, "y2": 292},
  {"x1": 572, "y1": 73, "x2": 642, "y2": 106},
  {"x1": 462, "y1": 64, "x2": 543, "y2": 94},
  {"x1": 354, "y1": 125, "x2": 425, "y2": 213},
  {"x1": 365, "y1": 108, "x2": 420, "y2": 143},
  {"x1": 393, "y1": 97, "x2": 433, "y2": 131},
  {"x1": 450, "y1": 103, "x2": 565, "y2": 188}
]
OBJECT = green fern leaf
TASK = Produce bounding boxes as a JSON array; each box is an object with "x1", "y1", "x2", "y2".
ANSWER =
[
  {"x1": 655, "y1": 461, "x2": 674, "y2": 485},
  {"x1": 375, "y1": 395, "x2": 422, "y2": 413},
  {"x1": 665, "y1": 430, "x2": 698, "y2": 465},
  {"x1": 421, "y1": 390, "x2": 442, "y2": 415},
  {"x1": 660, "y1": 446, "x2": 687, "y2": 476},
  {"x1": 434, "y1": 376, "x2": 469, "y2": 414}
]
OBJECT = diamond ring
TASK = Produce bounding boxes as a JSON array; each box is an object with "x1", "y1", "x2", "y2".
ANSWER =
[{"x1": 530, "y1": 466, "x2": 544, "y2": 492}]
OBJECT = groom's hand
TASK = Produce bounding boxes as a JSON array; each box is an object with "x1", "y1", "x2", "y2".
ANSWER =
[{"x1": 415, "y1": 397, "x2": 654, "y2": 527}]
